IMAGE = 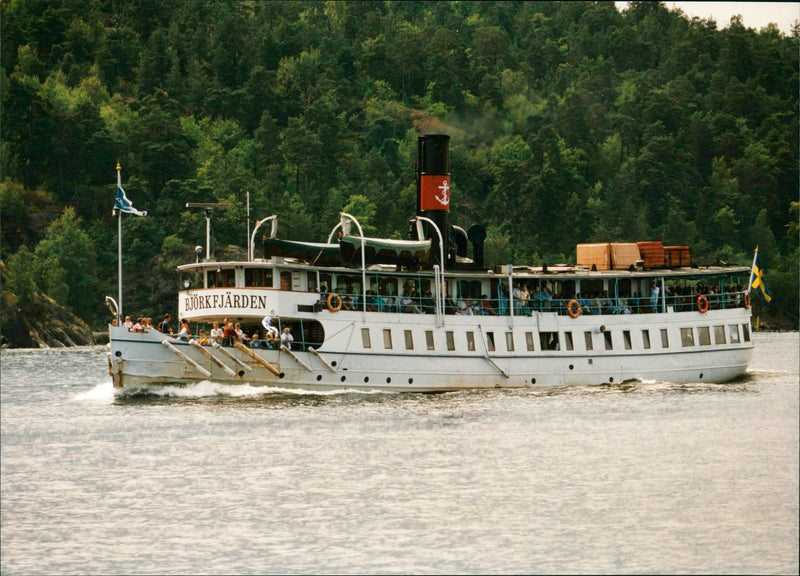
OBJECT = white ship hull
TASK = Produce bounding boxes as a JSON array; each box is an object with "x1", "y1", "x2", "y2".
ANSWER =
[{"x1": 108, "y1": 306, "x2": 754, "y2": 393}]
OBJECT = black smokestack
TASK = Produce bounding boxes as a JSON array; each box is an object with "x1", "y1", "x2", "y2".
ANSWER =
[{"x1": 416, "y1": 134, "x2": 450, "y2": 267}]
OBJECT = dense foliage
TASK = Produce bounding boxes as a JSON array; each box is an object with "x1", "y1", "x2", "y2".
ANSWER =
[{"x1": 1, "y1": 1, "x2": 797, "y2": 328}]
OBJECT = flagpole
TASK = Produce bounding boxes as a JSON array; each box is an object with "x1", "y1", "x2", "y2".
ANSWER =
[
  {"x1": 117, "y1": 162, "x2": 123, "y2": 325},
  {"x1": 746, "y1": 245, "x2": 759, "y2": 293}
]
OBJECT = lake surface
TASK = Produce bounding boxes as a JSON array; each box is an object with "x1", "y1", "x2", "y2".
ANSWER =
[{"x1": 1, "y1": 331, "x2": 797, "y2": 574}]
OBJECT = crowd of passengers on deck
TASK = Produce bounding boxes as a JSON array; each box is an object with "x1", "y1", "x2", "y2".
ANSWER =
[
  {"x1": 321, "y1": 280, "x2": 749, "y2": 316},
  {"x1": 119, "y1": 313, "x2": 296, "y2": 350}
]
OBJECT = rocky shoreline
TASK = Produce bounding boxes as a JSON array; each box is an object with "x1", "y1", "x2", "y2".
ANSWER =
[{"x1": 1, "y1": 291, "x2": 97, "y2": 349}]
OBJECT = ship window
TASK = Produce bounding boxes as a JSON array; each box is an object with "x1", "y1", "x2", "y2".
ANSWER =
[
  {"x1": 584, "y1": 331, "x2": 593, "y2": 351},
  {"x1": 280, "y1": 272, "x2": 292, "y2": 291},
  {"x1": 505, "y1": 332, "x2": 514, "y2": 352},
  {"x1": 526, "y1": 332, "x2": 535, "y2": 351},
  {"x1": 642, "y1": 329, "x2": 651, "y2": 349},
  {"x1": 486, "y1": 332, "x2": 496, "y2": 352},
  {"x1": 426, "y1": 330, "x2": 435, "y2": 350},
  {"x1": 383, "y1": 329, "x2": 393, "y2": 349},
  {"x1": 564, "y1": 331, "x2": 574, "y2": 351},
  {"x1": 742, "y1": 323, "x2": 750, "y2": 342},
  {"x1": 540, "y1": 332, "x2": 559, "y2": 351},
  {"x1": 604, "y1": 331, "x2": 613, "y2": 350},
  {"x1": 467, "y1": 331, "x2": 476, "y2": 351},
  {"x1": 714, "y1": 325, "x2": 726, "y2": 344},
  {"x1": 729, "y1": 324, "x2": 740, "y2": 343},
  {"x1": 680, "y1": 327, "x2": 695, "y2": 347},
  {"x1": 404, "y1": 330, "x2": 414, "y2": 350},
  {"x1": 660, "y1": 329, "x2": 669, "y2": 348},
  {"x1": 623, "y1": 330, "x2": 632, "y2": 350},
  {"x1": 319, "y1": 274, "x2": 333, "y2": 294},
  {"x1": 446, "y1": 331, "x2": 455, "y2": 351},
  {"x1": 361, "y1": 328, "x2": 371, "y2": 349},
  {"x1": 306, "y1": 272, "x2": 316, "y2": 292},
  {"x1": 245, "y1": 268, "x2": 273, "y2": 287},
  {"x1": 698, "y1": 326, "x2": 711, "y2": 346}
]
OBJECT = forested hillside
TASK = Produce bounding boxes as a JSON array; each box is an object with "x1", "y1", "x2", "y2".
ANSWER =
[{"x1": 2, "y1": 0, "x2": 798, "y2": 331}]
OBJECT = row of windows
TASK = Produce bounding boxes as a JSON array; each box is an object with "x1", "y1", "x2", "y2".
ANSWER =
[{"x1": 359, "y1": 323, "x2": 751, "y2": 353}]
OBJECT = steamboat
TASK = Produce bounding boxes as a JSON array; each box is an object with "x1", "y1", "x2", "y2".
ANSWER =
[{"x1": 107, "y1": 135, "x2": 754, "y2": 392}]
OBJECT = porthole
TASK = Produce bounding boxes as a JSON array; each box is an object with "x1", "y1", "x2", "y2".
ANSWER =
[
  {"x1": 279, "y1": 372, "x2": 285, "y2": 379},
  {"x1": 569, "y1": 364, "x2": 574, "y2": 370},
  {"x1": 531, "y1": 378, "x2": 536, "y2": 384},
  {"x1": 237, "y1": 370, "x2": 245, "y2": 377},
  {"x1": 408, "y1": 378, "x2": 413, "y2": 384},
  {"x1": 608, "y1": 377, "x2": 614, "y2": 383},
  {"x1": 115, "y1": 351, "x2": 122, "y2": 357},
  {"x1": 340, "y1": 375, "x2": 346, "y2": 382},
  {"x1": 699, "y1": 373, "x2": 703, "y2": 379},
  {"x1": 364, "y1": 376, "x2": 369, "y2": 383},
  {"x1": 316, "y1": 375, "x2": 322, "y2": 381},
  {"x1": 386, "y1": 377, "x2": 391, "y2": 383},
  {"x1": 332, "y1": 361, "x2": 337, "y2": 367}
]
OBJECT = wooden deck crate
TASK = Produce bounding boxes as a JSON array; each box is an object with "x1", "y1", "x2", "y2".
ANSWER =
[
  {"x1": 610, "y1": 243, "x2": 641, "y2": 270},
  {"x1": 636, "y1": 241, "x2": 665, "y2": 268},
  {"x1": 664, "y1": 245, "x2": 690, "y2": 267},
  {"x1": 576, "y1": 243, "x2": 611, "y2": 270}
]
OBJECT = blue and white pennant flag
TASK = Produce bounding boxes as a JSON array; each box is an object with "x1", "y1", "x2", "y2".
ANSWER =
[{"x1": 114, "y1": 185, "x2": 147, "y2": 216}]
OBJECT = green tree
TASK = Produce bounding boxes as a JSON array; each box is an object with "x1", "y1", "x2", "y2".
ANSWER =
[{"x1": 33, "y1": 207, "x2": 97, "y2": 319}]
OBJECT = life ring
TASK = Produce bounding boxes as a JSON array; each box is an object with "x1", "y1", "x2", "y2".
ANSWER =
[
  {"x1": 327, "y1": 293, "x2": 343, "y2": 313},
  {"x1": 743, "y1": 293, "x2": 751, "y2": 309},
  {"x1": 696, "y1": 295, "x2": 709, "y2": 314},
  {"x1": 567, "y1": 299, "x2": 581, "y2": 318}
]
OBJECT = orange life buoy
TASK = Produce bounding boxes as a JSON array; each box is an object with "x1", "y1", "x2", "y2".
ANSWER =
[
  {"x1": 327, "y1": 292, "x2": 343, "y2": 312},
  {"x1": 567, "y1": 299, "x2": 581, "y2": 318},
  {"x1": 696, "y1": 295, "x2": 709, "y2": 314},
  {"x1": 743, "y1": 292, "x2": 751, "y2": 310}
]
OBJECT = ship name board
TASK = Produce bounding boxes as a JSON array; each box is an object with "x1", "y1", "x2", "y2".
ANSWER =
[{"x1": 181, "y1": 290, "x2": 268, "y2": 314}]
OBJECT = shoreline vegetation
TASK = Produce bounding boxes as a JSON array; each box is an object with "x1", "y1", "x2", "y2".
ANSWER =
[{"x1": 1, "y1": 1, "x2": 797, "y2": 343}]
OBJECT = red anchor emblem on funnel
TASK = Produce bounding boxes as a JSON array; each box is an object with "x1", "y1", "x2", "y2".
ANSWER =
[{"x1": 420, "y1": 175, "x2": 450, "y2": 211}]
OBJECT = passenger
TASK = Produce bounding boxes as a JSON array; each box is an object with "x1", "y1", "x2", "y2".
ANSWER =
[
  {"x1": 176, "y1": 319, "x2": 190, "y2": 341},
  {"x1": 457, "y1": 299, "x2": 474, "y2": 315},
  {"x1": 650, "y1": 282, "x2": 660, "y2": 313},
  {"x1": 280, "y1": 326, "x2": 294, "y2": 350},
  {"x1": 261, "y1": 316, "x2": 280, "y2": 339},
  {"x1": 250, "y1": 332, "x2": 261, "y2": 348},
  {"x1": 111, "y1": 318, "x2": 119, "y2": 327},
  {"x1": 530, "y1": 285, "x2": 542, "y2": 312},
  {"x1": 401, "y1": 289, "x2": 422, "y2": 314},
  {"x1": 421, "y1": 290, "x2": 436, "y2": 314},
  {"x1": 264, "y1": 330, "x2": 280, "y2": 349},
  {"x1": 540, "y1": 285, "x2": 552, "y2": 311},
  {"x1": 519, "y1": 284, "x2": 531, "y2": 316},
  {"x1": 342, "y1": 295, "x2": 356, "y2": 311},
  {"x1": 600, "y1": 291, "x2": 613, "y2": 314},
  {"x1": 222, "y1": 322, "x2": 237, "y2": 346},
  {"x1": 617, "y1": 298, "x2": 631, "y2": 314},
  {"x1": 481, "y1": 294, "x2": 498, "y2": 316},
  {"x1": 235, "y1": 322, "x2": 249, "y2": 343},
  {"x1": 196, "y1": 329, "x2": 210, "y2": 345},
  {"x1": 577, "y1": 293, "x2": 593, "y2": 315},
  {"x1": 512, "y1": 284, "x2": 522, "y2": 315},
  {"x1": 210, "y1": 322, "x2": 223, "y2": 345},
  {"x1": 145, "y1": 318, "x2": 154, "y2": 330},
  {"x1": 159, "y1": 313, "x2": 173, "y2": 335},
  {"x1": 130, "y1": 317, "x2": 145, "y2": 332},
  {"x1": 497, "y1": 280, "x2": 508, "y2": 315},
  {"x1": 122, "y1": 315, "x2": 133, "y2": 328}
]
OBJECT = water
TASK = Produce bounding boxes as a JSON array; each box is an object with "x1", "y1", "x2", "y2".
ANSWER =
[{"x1": 1, "y1": 333, "x2": 797, "y2": 575}]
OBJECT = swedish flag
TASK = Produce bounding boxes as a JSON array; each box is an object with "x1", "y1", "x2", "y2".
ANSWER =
[{"x1": 749, "y1": 249, "x2": 772, "y2": 303}]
